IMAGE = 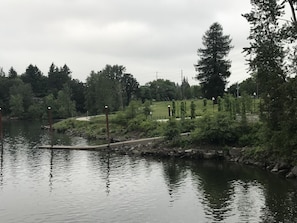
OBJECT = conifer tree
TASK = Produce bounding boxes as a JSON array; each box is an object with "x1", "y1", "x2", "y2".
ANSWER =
[{"x1": 195, "y1": 22, "x2": 233, "y2": 99}]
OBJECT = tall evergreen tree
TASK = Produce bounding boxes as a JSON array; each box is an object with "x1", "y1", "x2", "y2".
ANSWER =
[{"x1": 195, "y1": 22, "x2": 233, "y2": 99}]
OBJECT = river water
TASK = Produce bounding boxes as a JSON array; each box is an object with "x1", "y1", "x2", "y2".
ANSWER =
[{"x1": 0, "y1": 120, "x2": 297, "y2": 223}]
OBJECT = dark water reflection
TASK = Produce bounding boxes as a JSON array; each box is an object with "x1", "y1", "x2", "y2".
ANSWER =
[{"x1": 0, "y1": 121, "x2": 297, "y2": 222}]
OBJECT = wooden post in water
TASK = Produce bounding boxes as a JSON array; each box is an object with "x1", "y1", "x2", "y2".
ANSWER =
[
  {"x1": 47, "y1": 106, "x2": 53, "y2": 146},
  {"x1": 105, "y1": 105, "x2": 110, "y2": 147},
  {"x1": 0, "y1": 107, "x2": 2, "y2": 140},
  {"x1": 0, "y1": 108, "x2": 2, "y2": 140}
]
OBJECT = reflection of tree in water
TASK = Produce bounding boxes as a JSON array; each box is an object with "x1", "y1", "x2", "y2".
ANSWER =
[
  {"x1": 161, "y1": 158, "x2": 188, "y2": 202},
  {"x1": 231, "y1": 180, "x2": 266, "y2": 222},
  {"x1": 87, "y1": 152, "x2": 148, "y2": 196},
  {"x1": 0, "y1": 141, "x2": 3, "y2": 186},
  {"x1": 189, "y1": 160, "x2": 234, "y2": 222},
  {"x1": 49, "y1": 149, "x2": 54, "y2": 191},
  {"x1": 259, "y1": 175, "x2": 297, "y2": 223},
  {"x1": 188, "y1": 160, "x2": 297, "y2": 222}
]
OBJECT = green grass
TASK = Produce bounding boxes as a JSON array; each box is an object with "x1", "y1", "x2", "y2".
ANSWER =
[{"x1": 150, "y1": 99, "x2": 218, "y2": 119}]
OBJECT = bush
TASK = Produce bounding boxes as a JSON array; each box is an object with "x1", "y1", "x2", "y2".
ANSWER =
[
  {"x1": 164, "y1": 118, "x2": 180, "y2": 141},
  {"x1": 191, "y1": 113, "x2": 239, "y2": 145}
]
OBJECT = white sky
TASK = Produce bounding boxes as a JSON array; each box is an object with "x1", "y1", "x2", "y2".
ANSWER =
[{"x1": 0, "y1": 0, "x2": 252, "y2": 86}]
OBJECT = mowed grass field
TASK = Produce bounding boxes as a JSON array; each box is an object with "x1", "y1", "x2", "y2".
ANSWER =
[
  {"x1": 89, "y1": 98, "x2": 260, "y2": 121},
  {"x1": 150, "y1": 99, "x2": 217, "y2": 119}
]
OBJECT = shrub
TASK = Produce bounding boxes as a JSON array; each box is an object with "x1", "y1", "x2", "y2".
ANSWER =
[
  {"x1": 164, "y1": 118, "x2": 180, "y2": 141},
  {"x1": 191, "y1": 113, "x2": 239, "y2": 145}
]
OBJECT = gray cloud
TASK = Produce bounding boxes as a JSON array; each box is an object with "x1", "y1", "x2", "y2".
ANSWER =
[{"x1": 0, "y1": 0, "x2": 252, "y2": 85}]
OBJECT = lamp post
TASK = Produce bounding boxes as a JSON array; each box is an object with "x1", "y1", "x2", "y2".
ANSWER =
[
  {"x1": 105, "y1": 105, "x2": 110, "y2": 147},
  {"x1": 253, "y1": 92, "x2": 256, "y2": 113},
  {"x1": 47, "y1": 106, "x2": 53, "y2": 146},
  {"x1": 47, "y1": 106, "x2": 52, "y2": 132},
  {"x1": 167, "y1": 105, "x2": 171, "y2": 117},
  {"x1": 212, "y1": 97, "x2": 215, "y2": 113}
]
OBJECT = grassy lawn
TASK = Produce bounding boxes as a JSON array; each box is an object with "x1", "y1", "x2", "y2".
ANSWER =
[{"x1": 150, "y1": 99, "x2": 218, "y2": 119}]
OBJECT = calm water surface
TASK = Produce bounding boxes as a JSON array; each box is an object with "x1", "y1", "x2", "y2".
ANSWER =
[{"x1": 0, "y1": 120, "x2": 297, "y2": 223}]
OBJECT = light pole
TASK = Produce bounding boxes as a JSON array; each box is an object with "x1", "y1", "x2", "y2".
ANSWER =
[
  {"x1": 105, "y1": 105, "x2": 110, "y2": 147},
  {"x1": 253, "y1": 92, "x2": 256, "y2": 113},
  {"x1": 167, "y1": 105, "x2": 171, "y2": 117},
  {"x1": 47, "y1": 106, "x2": 52, "y2": 132},
  {"x1": 212, "y1": 97, "x2": 215, "y2": 113},
  {"x1": 47, "y1": 106, "x2": 53, "y2": 146}
]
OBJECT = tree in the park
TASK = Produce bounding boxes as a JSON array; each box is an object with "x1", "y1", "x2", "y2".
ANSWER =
[
  {"x1": 148, "y1": 79, "x2": 177, "y2": 101},
  {"x1": 195, "y1": 22, "x2": 233, "y2": 99},
  {"x1": 85, "y1": 65, "x2": 139, "y2": 114},
  {"x1": 243, "y1": 0, "x2": 287, "y2": 131},
  {"x1": 243, "y1": 0, "x2": 297, "y2": 153},
  {"x1": 121, "y1": 73, "x2": 139, "y2": 106},
  {"x1": 85, "y1": 70, "x2": 114, "y2": 115},
  {"x1": 138, "y1": 86, "x2": 152, "y2": 103}
]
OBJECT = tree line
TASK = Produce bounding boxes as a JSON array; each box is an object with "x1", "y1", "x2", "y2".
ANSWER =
[{"x1": 0, "y1": 63, "x2": 206, "y2": 119}]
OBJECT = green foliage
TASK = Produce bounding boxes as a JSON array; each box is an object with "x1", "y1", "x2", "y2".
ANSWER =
[
  {"x1": 9, "y1": 94, "x2": 24, "y2": 117},
  {"x1": 242, "y1": 0, "x2": 297, "y2": 157},
  {"x1": 147, "y1": 79, "x2": 177, "y2": 101},
  {"x1": 85, "y1": 65, "x2": 139, "y2": 114},
  {"x1": 143, "y1": 100, "x2": 152, "y2": 119},
  {"x1": 190, "y1": 111, "x2": 261, "y2": 147},
  {"x1": 56, "y1": 84, "x2": 76, "y2": 118},
  {"x1": 217, "y1": 96, "x2": 223, "y2": 112},
  {"x1": 164, "y1": 118, "x2": 180, "y2": 141},
  {"x1": 21, "y1": 64, "x2": 47, "y2": 97},
  {"x1": 48, "y1": 63, "x2": 72, "y2": 97},
  {"x1": 180, "y1": 118, "x2": 197, "y2": 133},
  {"x1": 125, "y1": 100, "x2": 141, "y2": 119},
  {"x1": 191, "y1": 113, "x2": 240, "y2": 146},
  {"x1": 27, "y1": 103, "x2": 44, "y2": 119},
  {"x1": 126, "y1": 115, "x2": 162, "y2": 137}
]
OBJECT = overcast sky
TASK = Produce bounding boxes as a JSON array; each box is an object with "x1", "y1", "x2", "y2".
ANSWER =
[{"x1": 0, "y1": 0, "x2": 252, "y2": 86}]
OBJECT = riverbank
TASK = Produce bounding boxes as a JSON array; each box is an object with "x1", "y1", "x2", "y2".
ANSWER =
[{"x1": 95, "y1": 139, "x2": 297, "y2": 180}]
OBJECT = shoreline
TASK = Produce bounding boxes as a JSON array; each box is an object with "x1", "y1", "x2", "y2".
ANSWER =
[{"x1": 97, "y1": 140, "x2": 297, "y2": 181}]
